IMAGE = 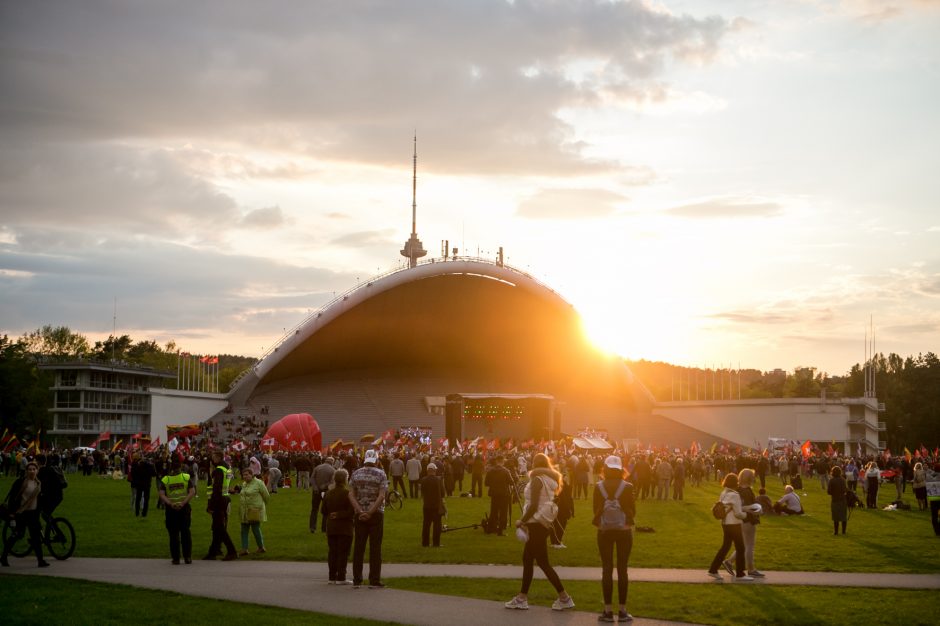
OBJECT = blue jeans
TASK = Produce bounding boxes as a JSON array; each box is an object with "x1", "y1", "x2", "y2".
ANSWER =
[{"x1": 240, "y1": 522, "x2": 264, "y2": 550}]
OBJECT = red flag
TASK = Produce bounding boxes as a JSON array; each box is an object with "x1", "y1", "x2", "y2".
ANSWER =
[
  {"x1": 800, "y1": 440, "x2": 812, "y2": 459},
  {"x1": 382, "y1": 429, "x2": 394, "y2": 441},
  {"x1": 146, "y1": 437, "x2": 161, "y2": 453},
  {"x1": 827, "y1": 443, "x2": 834, "y2": 457}
]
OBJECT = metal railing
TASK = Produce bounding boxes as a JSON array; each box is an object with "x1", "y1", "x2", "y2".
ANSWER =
[{"x1": 228, "y1": 256, "x2": 560, "y2": 390}]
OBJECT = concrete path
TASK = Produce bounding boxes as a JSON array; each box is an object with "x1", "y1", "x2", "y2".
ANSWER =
[{"x1": 3, "y1": 558, "x2": 939, "y2": 625}]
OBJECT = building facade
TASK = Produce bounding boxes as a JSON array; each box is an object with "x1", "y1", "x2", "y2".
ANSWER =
[{"x1": 40, "y1": 361, "x2": 176, "y2": 446}]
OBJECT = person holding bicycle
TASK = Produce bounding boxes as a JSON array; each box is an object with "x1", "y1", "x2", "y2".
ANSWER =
[
  {"x1": 2, "y1": 461, "x2": 50, "y2": 568},
  {"x1": 37, "y1": 454, "x2": 67, "y2": 522}
]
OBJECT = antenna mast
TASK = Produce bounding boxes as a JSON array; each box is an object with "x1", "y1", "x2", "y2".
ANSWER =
[{"x1": 400, "y1": 133, "x2": 427, "y2": 268}]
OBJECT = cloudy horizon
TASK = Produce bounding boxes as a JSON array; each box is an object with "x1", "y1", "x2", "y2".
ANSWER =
[{"x1": 2, "y1": 0, "x2": 938, "y2": 375}]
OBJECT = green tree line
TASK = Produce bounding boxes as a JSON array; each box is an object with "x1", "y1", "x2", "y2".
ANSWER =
[{"x1": 0, "y1": 325, "x2": 256, "y2": 438}]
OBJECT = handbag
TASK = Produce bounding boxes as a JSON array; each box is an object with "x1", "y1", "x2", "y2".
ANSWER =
[{"x1": 246, "y1": 506, "x2": 263, "y2": 523}]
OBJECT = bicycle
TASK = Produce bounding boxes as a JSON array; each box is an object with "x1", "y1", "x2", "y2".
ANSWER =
[
  {"x1": 384, "y1": 489, "x2": 403, "y2": 510},
  {"x1": 2, "y1": 514, "x2": 76, "y2": 561}
]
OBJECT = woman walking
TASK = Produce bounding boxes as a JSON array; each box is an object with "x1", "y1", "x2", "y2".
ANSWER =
[
  {"x1": 828, "y1": 465, "x2": 848, "y2": 534},
  {"x1": 723, "y1": 468, "x2": 763, "y2": 577},
  {"x1": 1, "y1": 461, "x2": 49, "y2": 568},
  {"x1": 323, "y1": 469, "x2": 355, "y2": 584},
  {"x1": 505, "y1": 453, "x2": 574, "y2": 611},
  {"x1": 593, "y1": 455, "x2": 635, "y2": 622},
  {"x1": 236, "y1": 467, "x2": 270, "y2": 555},
  {"x1": 707, "y1": 473, "x2": 752, "y2": 581}
]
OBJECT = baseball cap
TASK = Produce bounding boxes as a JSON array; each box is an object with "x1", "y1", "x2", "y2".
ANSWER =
[
  {"x1": 364, "y1": 449, "x2": 379, "y2": 464},
  {"x1": 604, "y1": 455, "x2": 623, "y2": 470}
]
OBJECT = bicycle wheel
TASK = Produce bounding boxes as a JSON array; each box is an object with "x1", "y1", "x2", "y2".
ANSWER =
[
  {"x1": 46, "y1": 517, "x2": 76, "y2": 560},
  {"x1": 386, "y1": 491, "x2": 403, "y2": 511},
  {"x1": 2, "y1": 520, "x2": 32, "y2": 558}
]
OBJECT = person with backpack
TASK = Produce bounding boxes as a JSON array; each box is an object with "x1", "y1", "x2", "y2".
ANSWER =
[
  {"x1": 592, "y1": 455, "x2": 636, "y2": 622},
  {"x1": 504, "y1": 453, "x2": 574, "y2": 612},
  {"x1": 707, "y1": 473, "x2": 753, "y2": 581}
]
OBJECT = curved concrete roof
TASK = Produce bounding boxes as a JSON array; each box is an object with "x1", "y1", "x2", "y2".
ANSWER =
[{"x1": 228, "y1": 259, "x2": 652, "y2": 415}]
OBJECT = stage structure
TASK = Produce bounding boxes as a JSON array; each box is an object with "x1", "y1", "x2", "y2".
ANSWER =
[{"x1": 445, "y1": 393, "x2": 556, "y2": 444}]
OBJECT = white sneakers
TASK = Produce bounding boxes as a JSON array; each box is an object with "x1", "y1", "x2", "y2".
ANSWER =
[
  {"x1": 734, "y1": 575, "x2": 755, "y2": 581},
  {"x1": 552, "y1": 596, "x2": 576, "y2": 611},
  {"x1": 505, "y1": 596, "x2": 529, "y2": 610}
]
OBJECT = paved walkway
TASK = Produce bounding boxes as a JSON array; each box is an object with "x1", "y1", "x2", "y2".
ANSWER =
[{"x1": 3, "y1": 559, "x2": 939, "y2": 626}]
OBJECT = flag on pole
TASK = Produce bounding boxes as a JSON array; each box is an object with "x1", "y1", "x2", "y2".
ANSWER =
[
  {"x1": 800, "y1": 440, "x2": 812, "y2": 459},
  {"x1": 168, "y1": 437, "x2": 179, "y2": 453},
  {"x1": 903, "y1": 447, "x2": 912, "y2": 463},
  {"x1": 112, "y1": 439, "x2": 124, "y2": 452},
  {"x1": 146, "y1": 437, "x2": 161, "y2": 453},
  {"x1": 231, "y1": 440, "x2": 247, "y2": 452}
]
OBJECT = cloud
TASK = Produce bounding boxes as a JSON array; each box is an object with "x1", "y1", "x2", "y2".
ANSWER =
[
  {"x1": 238, "y1": 206, "x2": 285, "y2": 230},
  {"x1": 0, "y1": 236, "x2": 356, "y2": 341},
  {"x1": 665, "y1": 198, "x2": 783, "y2": 219},
  {"x1": 706, "y1": 307, "x2": 835, "y2": 325},
  {"x1": 0, "y1": 142, "x2": 241, "y2": 240},
  {"x1": 914, "y1": 274, "x2": 940, "y2": 296},
  {"x1": 0, "y1": 1, "x2": 731, "y2": 176},
  {"x1": 516, "y1": 188, "x2": 628, "y2": 220},
  {"x1": 330, "y1": 229, "x2": 398, "y2": 248}
]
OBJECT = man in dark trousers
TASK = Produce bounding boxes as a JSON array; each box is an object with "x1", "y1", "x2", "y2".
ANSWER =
[
  {"x1": 471, "y1": 454, "x2": 484, "y2": 498},
  {"x1": 349, "y1": 449, "x2": 388, "y2": 588},
  {"x1": 131, "y1": 453, "x2": 156, "y2": 517},
  {"x1": 158, "y1": 458, "x2": 195, "y2": 564},
  {"x1": 484, "y1": 456, "x2": 513, "y2": 535},
  {"x1": 420, "y1": 463, "x2": 446, "y2": 547},
  {"x1": 310, "y1": 456, "x2": 336, "y2": 533},
  {"x1": 204, "y1": 450, "x2": 237, "y2": 561}
]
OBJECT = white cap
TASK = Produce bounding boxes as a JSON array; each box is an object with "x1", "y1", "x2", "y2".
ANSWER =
[
  {"x1": 604, "y1": 455, "x2": 623, "y2": 470},
  {"x1": 427, "y1": 463, "x2": 438, "y2": 471},
  {"x1": 364, "y1": 449, "x2": 379, "y2": 464}
]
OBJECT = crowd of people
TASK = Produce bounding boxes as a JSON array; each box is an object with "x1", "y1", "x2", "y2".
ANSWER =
[{"x1": 2, "y1": 438, "x2": 939, "y2": 620}]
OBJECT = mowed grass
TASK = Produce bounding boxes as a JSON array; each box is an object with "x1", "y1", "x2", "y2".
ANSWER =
[
  {"x1": 388, "y1": 577, "x2": 937, "y2": 626},
  {"x1": 0, "y1": 574, "x2": 396, "y2": 626},
  {"x1": 7, "y1": 471, "x2": 936, "y2": 573}
]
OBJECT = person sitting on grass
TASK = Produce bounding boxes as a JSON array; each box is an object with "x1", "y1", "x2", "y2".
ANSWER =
[{"x1": 773, "y1": 485, "x2": 804, "y2": 515}]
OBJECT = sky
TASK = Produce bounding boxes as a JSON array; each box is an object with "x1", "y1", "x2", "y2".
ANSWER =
[{"x1": 1, "y1": 0, "x2": 939, "y2": 376}]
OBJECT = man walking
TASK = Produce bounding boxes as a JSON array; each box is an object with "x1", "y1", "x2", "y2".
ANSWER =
[
  {"x1": 389, "y1": 454, "x2": 407, "y2": 498},
  {"x1": 204, "y1": 450, "x2": 237, "y2": 561},
  {"x1": 158, "y1": 458, "x2": 195, "y2": 564},
  {"x1": 349, "y1": 449, "x2": 388, "y2": 588}
]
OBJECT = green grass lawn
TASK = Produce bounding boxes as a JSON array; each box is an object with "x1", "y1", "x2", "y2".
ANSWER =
[
  {"x1": 388, "y1": 576, "x2": 937, "y2": 626},
  {"x1": 0, "y1": 574, "x2": 396, "y2": 626},
  {"x1": 2, "y1": 472, "x2": 937, "y2": 626},
  {"x1": 6, "y1": 471, "x2": 935, "y2": 573}
]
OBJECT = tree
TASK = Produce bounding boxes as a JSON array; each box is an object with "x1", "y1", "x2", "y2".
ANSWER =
[
  {"x1": 19, "y1": 325, "x2": 90, "y2": 357},
  {"x1": 0, "y1": 335, "x2": 53, "y2": 435}
]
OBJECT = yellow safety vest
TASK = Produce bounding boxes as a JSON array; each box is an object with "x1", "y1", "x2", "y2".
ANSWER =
[
  {"x1": 161, "y1": 472, "x2": 191, "y2": 505},
  {"x1": 207, "y1": 464, "x2": 232, "y2": 497}
]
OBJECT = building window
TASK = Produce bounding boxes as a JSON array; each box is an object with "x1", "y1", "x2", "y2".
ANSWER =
[
  {"x1": 56, "y1": 390, "x2": 81, "y2": 409},
  {"x1": 56, "y1": 414, "x2": 80, "y2": 430},
  {"x1": 82, "y1": 414, "x2": 99, "y2": 431},
  {"x1": 60, "y1": 371, "x2": 77, "y2": 387}
]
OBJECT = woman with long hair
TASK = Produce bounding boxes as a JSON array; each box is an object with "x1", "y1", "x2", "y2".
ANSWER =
[
  {"x1": 505, "y1": 453, "x2": 574, "y2": 611},
  {"x1": 707, "y1": 473, "x2": 752, "y2": 581},
  {"x1": 828, "y1": 465, "x2": 848, "y2": 534},
  {"x1": 723, "y1": 468, "x2": 764, "y2": 577},
  {"x1": 593, "y1": 455, "x2": 635, "y2": 622}
]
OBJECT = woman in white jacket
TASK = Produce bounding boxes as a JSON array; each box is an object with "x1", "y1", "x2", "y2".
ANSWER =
[{"x1": 707, "y1": 473, "x2": 752, "y2": 581}]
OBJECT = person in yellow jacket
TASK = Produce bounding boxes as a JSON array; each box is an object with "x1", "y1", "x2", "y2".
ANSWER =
[
  {"x1": 158, "y1": 458, "x2": 195, "y2": 564},
  {"x1": 203, "y1": 450, "x2": 237, "y2": 561},
  {"x1": 236, "y1": 467, "x2": 270, "y2": 555}
]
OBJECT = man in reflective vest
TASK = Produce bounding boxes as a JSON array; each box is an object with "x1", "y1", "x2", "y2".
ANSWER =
[
  {"x1": 158, "y1": 458, "x2": 195, "y2": 564},
  {"x1": 203, "y1": 450, "x2": 237, "y2": 560}
]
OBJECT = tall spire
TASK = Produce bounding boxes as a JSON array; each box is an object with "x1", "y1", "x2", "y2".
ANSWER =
[{"x1": 400, "y1": 133, "x2": 427, "y2": 268}]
